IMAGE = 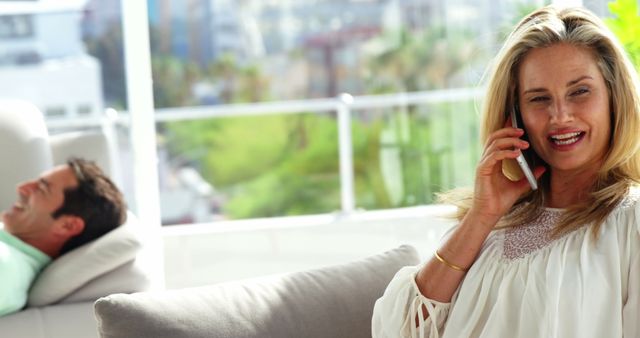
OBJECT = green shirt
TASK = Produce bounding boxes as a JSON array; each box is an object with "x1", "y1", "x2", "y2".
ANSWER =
[{"x1": 0, "y1": 228, "x2": 51, "y2": 317}]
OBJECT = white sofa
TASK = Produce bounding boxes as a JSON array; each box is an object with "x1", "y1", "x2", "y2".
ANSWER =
[{"x1": 0, "y1": 100, "x2": 153, "y2": 338}]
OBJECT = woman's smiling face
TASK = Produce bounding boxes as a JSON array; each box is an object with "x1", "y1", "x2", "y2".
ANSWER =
[{"x1": 518, "y1": 43, "x2": 611, "y2": 175}]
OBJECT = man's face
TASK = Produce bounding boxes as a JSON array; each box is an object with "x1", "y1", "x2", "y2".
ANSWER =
[{"x1": 1, "y1": 165, "x2": 78, "y2": 239}]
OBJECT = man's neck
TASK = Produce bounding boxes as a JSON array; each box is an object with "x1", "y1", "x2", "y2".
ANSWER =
[{"x1": 15, "y1": 236, "x2": 60, "y2": 258}]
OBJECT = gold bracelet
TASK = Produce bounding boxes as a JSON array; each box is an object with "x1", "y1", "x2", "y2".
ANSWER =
[{"x1": 434, "y1": 250, "x2": 468, "y2": 272}]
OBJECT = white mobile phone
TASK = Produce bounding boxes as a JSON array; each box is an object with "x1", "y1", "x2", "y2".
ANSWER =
[{"x1": 510, "y1": 106, "x2": 538, "y2": 190}]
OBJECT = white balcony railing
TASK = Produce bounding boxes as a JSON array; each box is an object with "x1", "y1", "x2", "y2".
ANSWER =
[{"x1": 45, "y1": 87, "x2": 484, "y2": 230}]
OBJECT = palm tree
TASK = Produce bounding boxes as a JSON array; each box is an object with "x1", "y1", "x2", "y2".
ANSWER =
[{"x1": 363, "y1": 26, "x2": 482, "y2": 206}]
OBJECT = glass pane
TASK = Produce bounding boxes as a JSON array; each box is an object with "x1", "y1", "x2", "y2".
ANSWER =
[
  {"x1": 6, "y1": 0, "x2": 630, "y2": 226},
  {"x1": 0, "y1": 11, "x2": 105, "y2": 120},
  {"x1": 146, "y1": 0, "x2": 569, "y2": 223},
  {"x1": 352, "y1": 98, "x2": 480, "y2": 210},
  {"x1": 157, "y1": 112, "x2": 341, "y2": 224},
  {"x1": 599, "y1": 0, "x2": 640, "y2": 71}
]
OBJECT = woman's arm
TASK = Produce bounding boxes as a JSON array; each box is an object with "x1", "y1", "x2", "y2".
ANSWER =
[
  {"x1": 417, "y1": 126, "x2": 545, "y2": 304},
  {"x1": 373, "y1": 126, "x2": 545, "y2": 338},
  {"x1": 415, "y1": 210, "x2": 496, "y2": 303}
]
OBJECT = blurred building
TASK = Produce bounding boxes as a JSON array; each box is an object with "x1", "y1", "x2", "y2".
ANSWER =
[
  {"x1": 147, "y1": 0, "x2": 263, "y2": 68},
  {"x1": 0, "y1": 0, "x2": 103, "y2": 120}
]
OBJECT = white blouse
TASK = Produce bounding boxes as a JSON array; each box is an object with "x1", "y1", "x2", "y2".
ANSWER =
[{"x1": 372, "y1": 193, "x2": 640, "y2": 338}]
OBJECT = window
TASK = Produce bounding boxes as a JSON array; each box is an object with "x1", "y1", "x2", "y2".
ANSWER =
[
  {"x1": 77, "y1": 103, "x2": 93, "y2": 116},
  {"x1": 4, "y1": 0, "x2": 637, "y2": 228},
  {"x1": 45, "y1": 106, "x2": 66, "y2": 118},
  {"x1": 0, "y1": 15, "x2": 34, "y2": 39},
  {"x1": 148, "y1": 0, "x2": 554, "y2": 225},
  {"x1": 4, "y1": 0, "x2": 637, "y2": 288}
]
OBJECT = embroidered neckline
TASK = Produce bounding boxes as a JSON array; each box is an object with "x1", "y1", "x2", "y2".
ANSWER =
[
  {"x1": 502, "y1": 208, "x2": 563, "y2": 260},
  {"x1": 501, "y1": 191, "x2": 640, "y2": 261}
]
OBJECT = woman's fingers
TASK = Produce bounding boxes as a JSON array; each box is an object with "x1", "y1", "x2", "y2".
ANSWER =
[
  {"x1": 484, "y1": 127, "x2": 524, "y2": 147},
  {"x1": 484, "y1": 137, "x2": 529, "y2": 155},
  {"x1": 471, "y1": 122, "x2": 537, "y2": 221},
  {"x1": 477, "y1": 149, "x2": 522, "y2": 175},
  {"x1": 504, "y1": 114, "x2": 517, "y2": 129}
]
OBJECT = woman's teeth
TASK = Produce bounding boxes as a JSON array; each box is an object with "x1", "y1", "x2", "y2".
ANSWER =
[{"x1": 550, "y1": 132, "x2": 583, "y2": 145}]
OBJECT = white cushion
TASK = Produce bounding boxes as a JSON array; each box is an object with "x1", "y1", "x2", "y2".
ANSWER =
[
  {"x1": 28, "y1": 212, "x2": 143, "y2": 306},
  {"x1": 49, "y1": 131, "x2": 114, "y2": 180},
  {"x1": 0, "y1": 99, "x2": 52, "y2": 212},
  {"x1": 60, "y1": 259, "x2": 151, "y2": 304}
]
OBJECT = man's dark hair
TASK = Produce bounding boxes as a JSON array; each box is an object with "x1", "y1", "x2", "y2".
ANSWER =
[{"x1": 52, "y1": 157, "x2": 127, "y2": 255}]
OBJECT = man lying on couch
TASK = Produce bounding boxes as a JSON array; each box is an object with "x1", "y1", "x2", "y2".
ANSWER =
[{"x1": 0, "y1": 157, "x2": 126, "y2": 317}]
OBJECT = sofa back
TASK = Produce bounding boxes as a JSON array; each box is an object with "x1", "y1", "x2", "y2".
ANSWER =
[
  {"x1": 49, "y1": 130, "x2": 115, "y2": 182},
  {"x1": 0, "y1": 100, "x2": 118, "y2": 211},
  {"x1": 95, "y1": 245, "x2": 420, "y2": 338}
]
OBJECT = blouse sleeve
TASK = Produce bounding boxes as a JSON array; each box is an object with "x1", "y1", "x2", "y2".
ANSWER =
[
  {"x1": 372, "y1": 265, "x2": 451, "y2": 338},
  {"x1": 623, "y1": 202, "x2": 640, "y2": 336}
]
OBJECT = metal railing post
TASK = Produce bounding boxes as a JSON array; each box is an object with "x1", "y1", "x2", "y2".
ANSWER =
[{"x1": 337, "y1": 93, "x2": 356, "y2": 214}]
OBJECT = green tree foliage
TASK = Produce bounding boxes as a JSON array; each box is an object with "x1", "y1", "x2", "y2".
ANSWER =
[
  {"x1": 605, "y1": 0, "x2": 640, "y2": 70},
  {"x1": 366, "y1": 27, "x2": 480, "y2": 93},
  {"x1": 166, "y1": 110, "x2": 395, "y2": 218},
  {"x1": 152, "y1": 56, "x2": 200, "y2": 108},
  {"x1": 163, "y1": 36, "x2": 407, "y2": 218},
  {"x1": 220, "y1": 114, "x2": 342, "y2": 217},
  {"x1": 167, "y1": 115, "x2": 296, "y2": 186},
  {"x1": 164, "y1": 23, "x2": 484, "y2": 219},
  {"x1": 81, "y1": 7, "x2": 484, "y2": 219},
  {"x1": 205, "y1": 55, "x2": 270, "y2": 104},
  {"x1": 358, "y1": 26, "x2": 483, "y2": 207},
  {"x1": 164, "y1": 23, "x2": 486, "y2": 219}
]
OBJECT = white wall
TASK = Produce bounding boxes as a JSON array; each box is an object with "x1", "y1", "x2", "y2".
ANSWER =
[
  {"x1": 36, "y1": 11, "x2": 85, "y2": 58},
  {"x1": 0, "y1": 55, "x2": 103, "y2": 118}
]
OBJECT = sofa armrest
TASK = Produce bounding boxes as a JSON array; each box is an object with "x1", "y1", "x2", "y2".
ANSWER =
[
  {"x1": 94, "y1": 245, "x2": 420, "y2": 338},
  {"x1": 0, "y1": 302, "x2": 98, "y2": 338}
]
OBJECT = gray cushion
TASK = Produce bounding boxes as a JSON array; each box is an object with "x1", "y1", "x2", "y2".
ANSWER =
[{"x1": 94, "y1": 244, "x2": 420, "y2": 338}]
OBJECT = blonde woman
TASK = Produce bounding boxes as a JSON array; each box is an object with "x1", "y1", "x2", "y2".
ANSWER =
[{"x1": 372, "y1": 5, "x2": 640, "y2": 338}]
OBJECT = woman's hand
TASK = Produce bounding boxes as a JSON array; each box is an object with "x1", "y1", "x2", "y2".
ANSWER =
[
  {"x1": 414, "y1": 122, "x2": 546, "y2": 305},
  {"x1": 469, "y1": 126, "x2": 545, "y2": 228}
]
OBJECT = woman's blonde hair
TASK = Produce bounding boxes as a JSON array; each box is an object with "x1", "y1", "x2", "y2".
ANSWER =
[{"x1": 441, "y1": 5, "x2": 640, "y2": 238}]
